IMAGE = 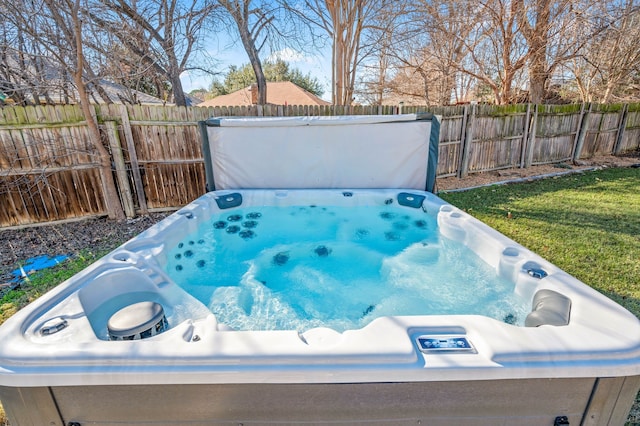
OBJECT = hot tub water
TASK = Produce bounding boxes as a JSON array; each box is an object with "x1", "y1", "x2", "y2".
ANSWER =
[{"x1": 165, "y1": 204, "x2": 529, "y2": 332}]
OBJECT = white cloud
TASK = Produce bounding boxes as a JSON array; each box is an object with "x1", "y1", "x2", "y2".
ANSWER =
[
  {"x1": 267, "y1": 48, "x2": 332, "y2": 100},
  {"x1": 180, "y1": 71, "x2": 212, "y2": 93},
  {"x1": 268, "y1": 48, "x2": 312, "y2": 64}
]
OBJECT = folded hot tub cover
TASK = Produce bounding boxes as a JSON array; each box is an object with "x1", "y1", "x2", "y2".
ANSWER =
[{"x1": 200, "y1": 114, "x2": 440, "y2": 192}]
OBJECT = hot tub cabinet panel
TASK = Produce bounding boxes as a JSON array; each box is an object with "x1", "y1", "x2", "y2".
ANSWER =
[
  {"x1": 1, "y1": 190, "x2": 640, "y2": 426},
  {"x1": 2, "y1": 377, "x2": 639, "y2": 426}
]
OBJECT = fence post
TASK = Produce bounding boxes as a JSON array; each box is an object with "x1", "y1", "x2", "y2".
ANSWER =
[
  {"x1": 519, "y1": 104, "x2": 532, "y2": 168},
  {"x1": 524, "y1": 104, "x2": 538, "y2": 168},
  {"x1": 119, "y1": 104, "x2": 148, "y2": 214},
  {"x1": 573, "y1": 103, "x2": 592, "y2": 163},
  {"x1": 459, "y1": 104, "x2": 476, "y2": 178},
  {"x1": 455, "y1": 105, "x2": 469, "y2": 177},
  {"x1": 613, "y1": 103, "x2": 629, "y2": 155},
  {"x1": 104, "y1": 121, "x2": 135, "y2": 218}
]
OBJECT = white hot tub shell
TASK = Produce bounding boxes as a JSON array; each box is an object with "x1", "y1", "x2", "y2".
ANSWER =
[{"x1": 0, "y1": 189, "x2": 639, "y2": 426}]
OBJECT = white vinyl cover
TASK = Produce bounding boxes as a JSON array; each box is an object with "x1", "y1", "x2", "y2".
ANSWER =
[{"x1": 206, "y1": 114, "x2": 432, "y2": 189}]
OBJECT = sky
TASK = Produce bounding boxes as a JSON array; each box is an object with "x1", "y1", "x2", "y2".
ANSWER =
[{"x1": 180, "y1": 45, "x2": 333, "y2": 101}]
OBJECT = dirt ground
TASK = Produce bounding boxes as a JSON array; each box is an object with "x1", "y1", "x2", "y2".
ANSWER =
[
  {"x1": 0, "y1": 213, "x2": 170, "y2": 286},
  {"x1": 1, "y1": 152, "x2": 639, "y2": 287},
  {"x1": 435, "y1": 152, "x2": 640, "y2": 191}
]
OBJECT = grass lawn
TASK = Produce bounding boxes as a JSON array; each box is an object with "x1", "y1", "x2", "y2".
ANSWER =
[{"x1": 0, "y1": 166, "x2": 638, "y2": 425}]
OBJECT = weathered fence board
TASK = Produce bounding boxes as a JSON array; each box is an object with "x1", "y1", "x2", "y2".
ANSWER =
[
  {"x1": 0, "y1": 169, "x2": 105, "y2": 225},
  {"x1": 581, "y1": 104, "x2": 625, "y2": 158},
  {"x1": 104, "y1": 121, "x2": 135, "y2": 218},
  {"x1": 530, "y1": 104, "x2": 583, "y2": 165},
  {"x1": 432, "y1": 105, "x2": 466, "y2": 177},
  {"x1": 126, "y1": 117, "x2": 206, "y2": 209},
  {"x1": 618, "y1": 103, "x2": 640, "y2": 153},
  {"x1": 1, "y1": 103, "x2": 638, "y2": 227},
  {"x1": 465, "y1": 105, "x2": 529, "y2": 173},
  {"x1": 0, "y1": 105, "x2": 106, "y2": 226}
]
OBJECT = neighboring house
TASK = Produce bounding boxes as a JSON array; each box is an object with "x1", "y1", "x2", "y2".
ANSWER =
[
  {"x1": 1, "y1": 53, "x2": 169, "y2": 106},
  {"x1": 1, "y1": 77, "x2": 168, "y2": 106},
  {"x1": 199, "y1": 81, "x2": 330, "y2": 107},
  {"x1": 94, "y1": 80, "x2": 168, "y2": 105}
]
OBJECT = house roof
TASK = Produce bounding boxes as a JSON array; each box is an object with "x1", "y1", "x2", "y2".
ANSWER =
[{"x1": 198, "y1": 81, "x2": 330, "y2": 107}]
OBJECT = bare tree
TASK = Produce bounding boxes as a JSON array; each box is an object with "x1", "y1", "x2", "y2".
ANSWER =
[
  {"x1": 565, "y1": 0, "x2": 640, "y2": 103},
  {"x1": 217, "y1": 0, "x2": 274, "y2": 105},
  {"x1": 385, "y1": 0, "x2": 526, "y2": 105},
  {"x1": 94, "y1": 0, "x2": 217, "y2": 106},
  {"x1": 301, "y1": 0, "x2": 388, "y2": 105},
  {"x1": 456, "y1": 0, "x2": 532, "y2": 104},
  {"x1": 97, "y1": 43, "x2": 172, "y2": 104},
  {"x1": 515, "y1": 0, "x2": 574, "y2": 103},
  {"x1": 390, "y1": 0, "x2": 592, "y2": 105},
  {"x1": 357, "y1": 30, "x2": 392, "y2": 105},
  {"x1": 216, "y1": 0, "x2": 314, "y2": 105},
  {"x1": 360, "y1": 0, "x2": 635, "y2": 106},
  {"x1": 49, "y1": 0, "x2": 125, "y2": 219},
  {"x1": 356, "y1": 1, "x2": 421, "y2": 105},
  {"x1": 0, "y1": 5, "x2": 80, "y2": 105},
  {"x1": 381, "y1": 0, "x2": 481, "y2": 105}
]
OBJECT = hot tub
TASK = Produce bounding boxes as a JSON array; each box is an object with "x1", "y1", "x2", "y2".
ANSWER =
[
  {"x1": 2, "y1": 114, "x2": 640, "y2": 425},
  {"x1": 1, "y1": 188, "x2": 640, "y2": 426}
]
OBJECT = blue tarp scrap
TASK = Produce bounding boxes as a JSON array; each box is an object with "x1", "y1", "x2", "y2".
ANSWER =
[{"x1": 10, "y1": 254, "x2": 69, "y2": 282}]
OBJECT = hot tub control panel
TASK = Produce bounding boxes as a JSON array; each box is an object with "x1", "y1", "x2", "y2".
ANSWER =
[{"x1": 416, "y1": 336, "x2": 477, "y2": 354}]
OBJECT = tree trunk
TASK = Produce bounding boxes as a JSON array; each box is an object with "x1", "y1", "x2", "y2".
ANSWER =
[
  {"x1": 241, "y1": 40, "x2": 267, "y2": 105},
  {"x1": 78, "y1": 94, "x2": 126, "y2": 221},
  {"x1": 522, "y1": 0, "x2": 551, "y2": 104},
  {"x1": 329, "y1": 2, "x2": 342, "y2": 105},
  {"x1": 169, "y1": 67, "x2": 187, "y2": 106},
  {"x1": 70, "y1": 1, "x2": 125, "y2": 220},
  {"x1": 529, "y1": 60, "x2": 547, "y2": 104},
  {"x1": 227, "y1": 1, "x2": 268, "y2": 105},
  {"x1": 327, "y1": 0, "x2": 363, "y2": 106}
]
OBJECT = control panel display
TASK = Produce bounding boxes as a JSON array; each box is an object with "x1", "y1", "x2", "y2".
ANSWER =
[{"x1": 416, "y1": 336, "x2": 476, "y2": 354}]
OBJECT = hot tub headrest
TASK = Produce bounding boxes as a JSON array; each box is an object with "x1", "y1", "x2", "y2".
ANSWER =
[{"x1": 525, "y1": 289, "x2": 571, "y2": 327}]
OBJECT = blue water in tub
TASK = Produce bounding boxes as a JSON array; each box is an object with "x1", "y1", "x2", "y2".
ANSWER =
[{"x1": 165, "y1": 204, "x2": 529, "y2": 332}]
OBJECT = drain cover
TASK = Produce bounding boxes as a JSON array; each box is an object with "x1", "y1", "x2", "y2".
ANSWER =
[{"x1": 107, "y1": 301, "x2": 167, "y2": 341}]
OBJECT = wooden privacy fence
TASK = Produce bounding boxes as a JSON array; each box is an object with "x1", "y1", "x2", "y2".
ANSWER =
[{"x1": 1, "y1": 102, "x2": 639, "y2": 227}]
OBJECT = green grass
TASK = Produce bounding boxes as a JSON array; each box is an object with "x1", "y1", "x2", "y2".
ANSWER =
[{"x1": 439, "y1": 167, "x2": 640, "y2": 318}]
